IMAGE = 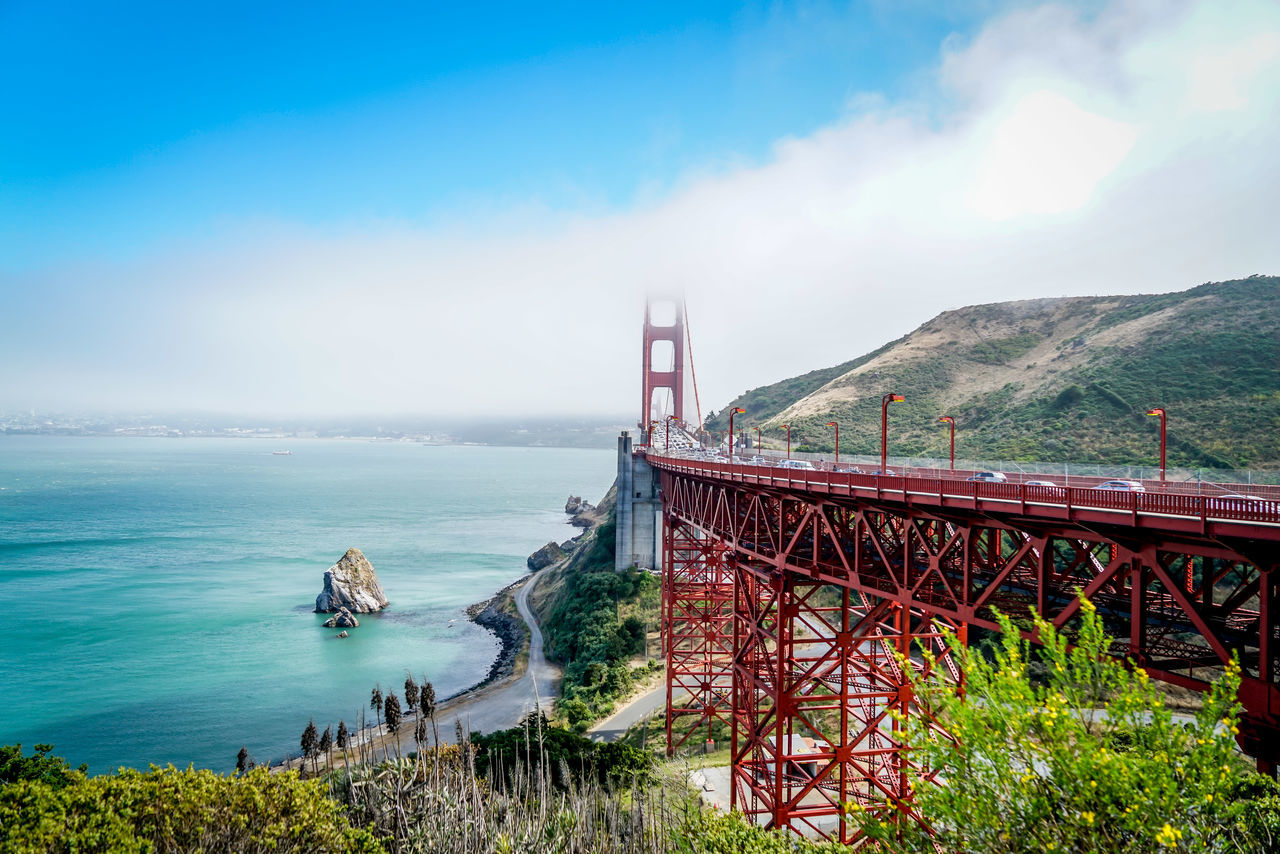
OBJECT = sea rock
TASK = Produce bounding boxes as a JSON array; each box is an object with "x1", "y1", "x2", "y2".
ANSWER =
[
  {"x1": 323, "y1": 607, "x2": 360, "y2": 628},
  {"x1": 565, "y1": 495, "x2": 582, "y2": 514},
  {"x1": 315, "y1": 548, "x2": 389, "y2": 613},
  {"x1": 336, "y1": 630, "x2": 349, "y2": 638},
  {"x1": 527, "y1": 541, "x2": 566, "y2": 572}
]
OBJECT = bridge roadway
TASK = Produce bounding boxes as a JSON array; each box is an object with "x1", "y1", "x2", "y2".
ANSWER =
[
  {"x1": 648, "y1": 449, "x2": 1280, "y2": 538},
  {"x1": 645, "y1": 445, "x2": 1279, "y2": 838}
]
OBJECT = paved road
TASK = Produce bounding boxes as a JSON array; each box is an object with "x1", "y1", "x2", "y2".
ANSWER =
[
  {"x1": 587, "y1": 683, "x2": 666, "y2": 742},
  {"x1": 393, "y1": 568, "x2": 560, "y2": 750}
]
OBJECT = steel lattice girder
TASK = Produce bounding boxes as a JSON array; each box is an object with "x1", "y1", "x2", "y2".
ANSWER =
[
  {"x1": 664, "y1": 517, "x2": 735, "y2": 754},
  {"x1": 659, "y1": 470, "x2": 1280, "y2": 774},
  {"x1": 726, "y1": 562, "x2": 961, "y2": 842}
]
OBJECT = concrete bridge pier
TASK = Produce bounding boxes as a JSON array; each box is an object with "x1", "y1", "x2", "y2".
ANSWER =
[{"x1": 615, "y1": 431, "x2": 661, "y2": 571}]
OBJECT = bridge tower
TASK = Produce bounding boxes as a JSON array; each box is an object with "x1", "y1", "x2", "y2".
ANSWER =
[
  {"x1": 616, "y1": 298, "x2": 686, "y2": 571},
  {"x1": 640, "y1": 299, "x2": 685, "y2": 426}
]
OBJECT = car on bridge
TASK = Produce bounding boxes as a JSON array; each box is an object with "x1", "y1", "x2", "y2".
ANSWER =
[
  {"x1": 778, "y1": 459, "x2": 816, "y2": 470},
  {"x1": 1092, "y1": 480, "x2": 1146, "y2": 492},
  {"x1": 1025, "y1": 479, "x2": 1059, "y2": 487},
  {"x1": 967, "y1": 471, "x2": 1008, "y2": 483},
  {"x1": 1207, "y1": 493, "x2": 1276, "y2": 511}
]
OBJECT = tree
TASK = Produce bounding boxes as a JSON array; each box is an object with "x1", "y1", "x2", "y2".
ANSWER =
[
  {"x1": 404, "y1": 674, "x2": 419, "y2": 712},
  {"x1": 855, "y1": 598, "x2": 1280, "y2": 853},
  {"x1": 300, "y1": 720, "x2": 319, "y2": 775},
  {"x1": 319, "y1": 726, "x2": 333, "y2": 770},
  {"x1": 336, "y1": 720, "x2": 350, "y2": 765}
]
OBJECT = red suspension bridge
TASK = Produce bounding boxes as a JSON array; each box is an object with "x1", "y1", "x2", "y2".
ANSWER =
[{"x1": 622, "y1": 300, "x2": 1280, "y2": 843}]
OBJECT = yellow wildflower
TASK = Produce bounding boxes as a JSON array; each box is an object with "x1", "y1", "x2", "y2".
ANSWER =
[{"x1": 1156, "y1": 824, "x2": 1183, "y2": 846}]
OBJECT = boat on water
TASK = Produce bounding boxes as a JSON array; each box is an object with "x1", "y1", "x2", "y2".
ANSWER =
[{"x1": 272, "y1": 450, "x2": 292, "y2": 456}]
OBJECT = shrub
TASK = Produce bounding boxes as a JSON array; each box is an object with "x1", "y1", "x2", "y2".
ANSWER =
[
  {"x1": 855, "y1": 598, "x2": 1280, "y2": 853},
  {"x1": 0, "y1": 765, "x2": 380, "y2": 853}
]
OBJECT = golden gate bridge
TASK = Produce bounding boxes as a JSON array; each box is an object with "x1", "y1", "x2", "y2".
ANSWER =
[{"x1": 619, "y1": 299, "x2": 1279, "y2": 843}]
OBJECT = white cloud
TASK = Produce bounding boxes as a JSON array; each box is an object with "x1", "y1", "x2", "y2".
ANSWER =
[{"x1": 4, "y1": 0, "x2": 1279, "y2": 419}]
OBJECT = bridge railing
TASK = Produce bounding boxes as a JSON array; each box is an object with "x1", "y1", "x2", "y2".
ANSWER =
[
  {"x1": 669, "y1": 447, "x2": 1280, "y2": 496},
  {"x1": 646, "y1": 450, "x2": 1280, "y2": 526}
]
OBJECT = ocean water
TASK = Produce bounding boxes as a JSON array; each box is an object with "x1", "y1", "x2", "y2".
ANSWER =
[{"x1": 0, "y1": 437, "x2": 615, "y2": 773}]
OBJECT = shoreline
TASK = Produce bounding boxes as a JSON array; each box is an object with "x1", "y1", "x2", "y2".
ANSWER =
[{"x1": 271, "y1": 573, "x2": 537, "y2": 772}]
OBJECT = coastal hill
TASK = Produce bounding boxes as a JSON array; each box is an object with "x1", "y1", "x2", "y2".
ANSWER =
[{"x1": 705, "y1": 276, "x2": 1280, "y2": 469}]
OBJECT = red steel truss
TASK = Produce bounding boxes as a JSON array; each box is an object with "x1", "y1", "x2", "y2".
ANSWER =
[
  {"x1": 663, "y1": 517, "x2": 735, "y2": 754},
  {"x1": 728, "y1": 563, "x2": 961, "y2": 842},
  {"x1": 652, "y1": 456, "x2": 1280, "y2": 838}
]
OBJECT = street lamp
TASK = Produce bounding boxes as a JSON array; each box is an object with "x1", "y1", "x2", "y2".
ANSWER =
[
  {"x1": 728, "y1": 407, "x2": 745, "y2": 461},
  {"x1": 938, "y1": 416, "x2": 955, "y2": 470},
  {"x1": 881, "y1": 393, "x2": 904, "y2": 473},
  {"x1": 755, "y1": 427, "x2": 762, "y2": 456},
  {"x1": 665, "y1": 414, "x2": 678, "y2": 452},
  {"x1": 1146, "y1": 407, "x2": 1167, "y2": 482},
  {"x1": 780, "y1": 424, "x2": 792, "y2": 459},
  {"x1": 826, "y1": 421, "x2": 840, "y2": 465}
]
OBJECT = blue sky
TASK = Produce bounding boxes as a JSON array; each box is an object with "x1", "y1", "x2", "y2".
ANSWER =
[
  {"x1": 2, "y1": 1, "x2": 996, "y2": 266},
  {"x1": 2, "y1": 0, "x2": 1278, "y2": 417}
]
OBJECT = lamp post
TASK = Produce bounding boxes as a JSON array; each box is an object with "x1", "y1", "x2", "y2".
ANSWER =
[
  {"x1": 826, "y1": 421, "x2": 840, "y2": 465},
  {"x1": 754, "y1": 427, "x2": 762, "y2": 456},
  {"x1": 780, "y1": 424, "x2": 791, "y2": 459},
  {"x1": 938, "y1": 416, "x2": 955, "y2": 470},
  {"x1": 728, "y1": 407, "x2": 745, "y2": 461},
  {"x1": 1146, "y1": 407, "x2": 1167, "y2": 482},
  {"x1": 665, "y1": 414, "x2": 678, "y2": 452},
  {"x1": 881, "y1": 393, "x2": 904, "y2": 473}
]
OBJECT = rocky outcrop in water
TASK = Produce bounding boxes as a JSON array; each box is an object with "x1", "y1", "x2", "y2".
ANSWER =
[
  {"x1": 315, "y1": 548, "x2": 389, "y2": 613},
  {"x1": 323, "y1": 607, "x2": 360, "y2": 628},
  {"x1": 527, "y1": 541, "x2": 566, "y2": 572}
]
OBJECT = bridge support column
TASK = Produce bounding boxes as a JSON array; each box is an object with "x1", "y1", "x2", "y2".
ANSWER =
[
  {"x1": 616, "y1": 431, "x2": 661, "y2": 571},
  {"x1": 663, "y1": 517, "x2": 735, "y2": 756}
]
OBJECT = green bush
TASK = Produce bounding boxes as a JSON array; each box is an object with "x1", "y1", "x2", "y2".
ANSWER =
[
  {"x1": 0, "y1": 765, "x2": 381, "y2": 853},
  {"x1": 0, "y1": 743, "x2": 86, "y2": 789},
  {"x1": 473, "y1": 712, "x2": 655, "y2": 791},
  {"x1": 855, "y1": 598, "x2": 1280, "y2": 853}
]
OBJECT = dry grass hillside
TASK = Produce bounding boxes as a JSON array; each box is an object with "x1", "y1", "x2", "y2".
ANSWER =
[{"x1": 706, "y1": 276, "x2": 1279, "y2": 469}]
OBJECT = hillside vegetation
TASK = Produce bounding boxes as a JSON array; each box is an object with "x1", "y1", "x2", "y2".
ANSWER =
[
  {"x1": 705, "y1": 276, "x2": 1280, "y2": 469},
  {"x1": 531, "y1": 488, "x2": 662, "y2": 730}
]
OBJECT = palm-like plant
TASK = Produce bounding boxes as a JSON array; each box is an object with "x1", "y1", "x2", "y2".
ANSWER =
[
  {"x1": 370, "y1": 685, "x2": 384, "y2": 741},
  {"x1": 404, "y1": 675, "x2": 419, "y2": 713}
]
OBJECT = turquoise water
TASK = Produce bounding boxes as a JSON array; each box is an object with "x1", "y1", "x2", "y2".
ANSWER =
[{"x1": 0, "y1": 437, "x2": 615, "y2": 773}]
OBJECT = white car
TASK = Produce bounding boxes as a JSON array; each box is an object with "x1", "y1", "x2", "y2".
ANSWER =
[
  {"x1": 778, "y1": 459, "x2": 816, "y2": 470},
  {"x1": 967, "y1": 471, "x2": 1007, "y2": 483},
  {"x1": 1025, "y1": 480, "x2": 1059, "y2": 487},
  {"x1": 1093, "y1": 480, "x2": 1146, "y2": 492}
]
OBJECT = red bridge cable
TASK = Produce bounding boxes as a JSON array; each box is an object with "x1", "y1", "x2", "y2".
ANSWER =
[{"x1": 683, "y1": 298, "x2": 704, "y2": 430}]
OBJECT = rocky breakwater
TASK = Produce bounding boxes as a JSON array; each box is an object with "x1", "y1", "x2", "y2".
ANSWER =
[{"x1": 315, "y1": 548, "x2": 389, "y2": 633}]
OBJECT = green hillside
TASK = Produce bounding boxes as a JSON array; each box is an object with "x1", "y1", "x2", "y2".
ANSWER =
[{"x1": 705, "y1": 276, "x2": 1280, "y2": 470}]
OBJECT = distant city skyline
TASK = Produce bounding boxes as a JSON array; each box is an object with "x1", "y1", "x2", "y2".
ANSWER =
[{"x1": 3, "y1": 0, "x2": 1278, "y2": 418}]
